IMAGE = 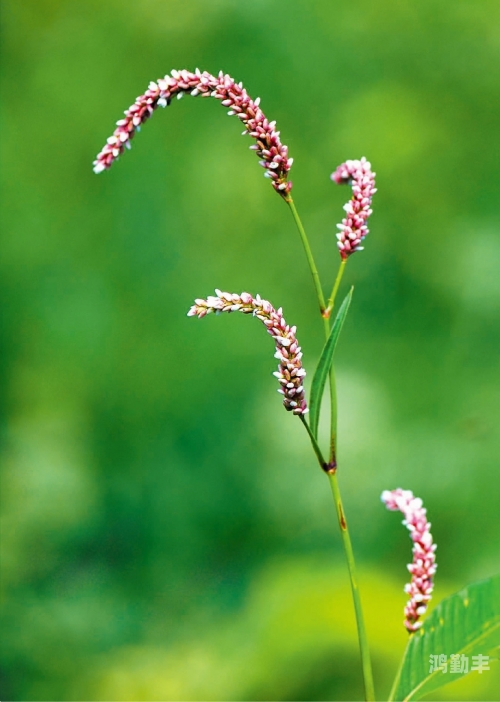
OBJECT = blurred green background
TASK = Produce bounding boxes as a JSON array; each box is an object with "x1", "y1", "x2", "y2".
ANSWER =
[{"x1": 1, "y1": 1, "x2": 499, "y2": 699}]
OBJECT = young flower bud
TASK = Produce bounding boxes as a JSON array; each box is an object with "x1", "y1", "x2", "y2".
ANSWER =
[
  {"x1": 188, "y1": 291, "x2": 307, "y2": 415},
  {"x1": 93, "y1": 69, "x2": 293, "y2": 197},
  {"x1": 381, "y1": 488, "x2": 437, "y2": 633}
]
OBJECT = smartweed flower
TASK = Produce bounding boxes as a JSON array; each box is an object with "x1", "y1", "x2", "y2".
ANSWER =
[
  {"x1": 331, "y1": 157, "x2": 376, "y2": 259},
  {"x1": 93, "y1": 69, "x2": 293, "y2": 196},
  {"x1": 188, "y1": 290, "x2": 307, "y2": 415},
  {"x1": 381, "y1": 488, "x2": 437, "y2": 633}
]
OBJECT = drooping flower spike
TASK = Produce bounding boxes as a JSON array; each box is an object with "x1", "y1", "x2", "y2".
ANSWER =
[
  {"x1": 93, "y1": 69, "x2": 293, "y2": 197},
  {"x1": 331, "y1": 157, "x2": 376, "y2": 259},
  {"x1": 188, "y1": 291, "x2": 307, "y2": 415},
  {"x1": 381, "y1": 488, "x2": 437, "y2": 633}
]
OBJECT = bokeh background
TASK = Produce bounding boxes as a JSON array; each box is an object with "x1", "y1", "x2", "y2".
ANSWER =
[{"x1": 1, "y1": 1, "x2": 499, "y2": 700}]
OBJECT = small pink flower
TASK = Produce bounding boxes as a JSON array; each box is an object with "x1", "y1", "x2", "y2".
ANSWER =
[
  {"x1": 93, "y1": 69, "x2": 293, "y2": 197},
  {"x1": 381, "y1": 488, "x2": 437, "y2": 633},
  {"x1": 188, "y1": 290, "x2": 307, "y2": 415},
  {"x1": 331, "y1": 157, "x2": 376, "y2": 259}
]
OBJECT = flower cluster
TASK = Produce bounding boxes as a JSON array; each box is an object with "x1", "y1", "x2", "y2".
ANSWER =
[
  {"x1": 331, "y1": 157, "x2": 376, "y2": 259},
  {"x1": 381, "y1": 488, "x2": 437, "y2": 633},
  {"x1": 187, "y1": 290, "x2": 307, "y2": 415},
  {"x1": 93, "y1": 69, "x2": 293, "y2": 196}
]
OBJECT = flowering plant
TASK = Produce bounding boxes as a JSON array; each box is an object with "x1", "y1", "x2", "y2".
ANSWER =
[{"x1": 94, "y1": 69, "x2": 500, "y2": 701}]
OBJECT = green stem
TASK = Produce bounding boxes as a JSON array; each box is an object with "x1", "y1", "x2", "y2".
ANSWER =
[
  {"x1": 328, "y1": 472, "x2": 376, "y2": 702},
  {"x1": 325, "y1": 260, "x2": 347, "y2": 462},
  {"x1": 287, "y1": 198, "x2": 375, "y2": 701},
  {"x1": 287, "y1": 197, "x2": 327, "y2": 314},
  {"x1": 326, "y1": 258, "x2": 347, "y2": 316},
  {"x1": 300, "y1": 415, "x2": 327, "y2": 469},
  {"x1": 388, "y1": 639, "x2": 410, "y2": 701},
  {"x1": 321, "y1": 315, "x2": 338, "y2": 462}
]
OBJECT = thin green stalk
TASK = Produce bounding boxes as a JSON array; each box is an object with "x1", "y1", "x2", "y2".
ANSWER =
[
  {"x1": 326, "y1": 258, "x2": 347, "y2": 317},
  {"x1": 287, "y1": 197, "x2": 326, "y2": 314},
  {"x1": 321, "y1": 314, "x2": 338, "y2": 462},
  {"x1": 300, "y1": 415, "x2": 327, "y2": 469},
  {"x1": 324, "y1": 260, "x2": 346, "y2": 462},
  {"x1": 388, "y1": 639, "x2": 410, "y2": 701},
  {"x1": 328, "y1": 472, "x2": 376, "y2": 702},
  {"x1": 288, "y1": 198, "x2": 375, "y2": 701}
]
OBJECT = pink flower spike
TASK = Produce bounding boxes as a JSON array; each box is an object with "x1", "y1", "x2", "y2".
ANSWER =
[
  {"x1": 188, "y1": 291, "x2": 307, "y2": 415},
  {"x1": 331, "y1": 157, "x2": 376, "y2": 259},
  {"x1": 381, "y1": 488, "x2": 437, "y2": 633},
  {"x1": 93, "y1": 69, "x2": 293, "y2": 198}
]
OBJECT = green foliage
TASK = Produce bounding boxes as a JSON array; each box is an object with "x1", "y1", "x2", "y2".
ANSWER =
[
  {"x1": 89, "y1": 559, "x2": 415, "y2": 700},
  {"x1": 391, "y1": 575, "x2": 500, "y2": 701},
  {"x1": 309, "y1": 287, "x2": 353, "y2": 439}
]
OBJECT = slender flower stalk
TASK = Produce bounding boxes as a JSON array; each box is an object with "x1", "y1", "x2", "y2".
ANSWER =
[
  {"x1": 382, "y1": 488, "x2": 437, "y2": 633},
  {"x1": 93, "y1": 69, "x2": 293, "y2": 196},
  {"x1": 331, "y1": 157, "x2": 376, "y2": 259},
  {"x1": 188, "y1": 290, "x2": 307, "y2": 415},
  {"x1": 299, "y1": 415, "x2": 328, "y2": 468},
  {"x1": 285, "y1": 198, "x2": 375, "y2": 700},
  {"x1": 286, "y1": 197, "x2": 327, "y2": 315},
  {"x1": 329, "y1": 473, "x2": 375, "y2": 702},
  {"x1": 326, "y1": 258, "x2": 347, "y2": 319},
  {"x1": 325, "y1": 259, "x2": 348, "y2": 463}
]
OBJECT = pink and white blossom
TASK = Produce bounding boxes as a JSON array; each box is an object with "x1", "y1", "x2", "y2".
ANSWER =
[
  {"x1": 188, "y1": 291, "x2": 307, "y2": 415},
  {"x1": 381, "y1": 488, "x2": 437, "y2": 633},
  {"x1": 93, "y1": 69, "x2": 293, "y2": 197},
  {"x1": 331, "y1": 157, "x2": 376, "y2": 258}
]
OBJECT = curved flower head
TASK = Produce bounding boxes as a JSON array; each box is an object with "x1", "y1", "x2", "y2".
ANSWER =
[
  {"x1": 331, "y1": 157, "x2": 376, "y2": 259},
  {"x1": 188, "y1": 290, "x2": 307, "y2": 415},
  {"x1": 381, "y1": 488, "x2": 437, "y2": 633},
  {"x1": 93, "y1": 69, "x2": 293, "y2": 197}
]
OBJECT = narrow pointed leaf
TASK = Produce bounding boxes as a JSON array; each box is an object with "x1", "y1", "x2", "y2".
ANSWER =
[
  {"x1": 309, "y1": 287, "x2": 353, "y2": 439},
  {"x1": 391, "y1": 574, "x2": 500, "y2": 701}
]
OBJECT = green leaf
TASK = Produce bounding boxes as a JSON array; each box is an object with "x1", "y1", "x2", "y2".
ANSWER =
[
  {"x1": 308, "y1": 287, "x2": 353, "y2": 440},
  {"x1": 390, "y1": 574, "x2": 500, "y2": 701}
]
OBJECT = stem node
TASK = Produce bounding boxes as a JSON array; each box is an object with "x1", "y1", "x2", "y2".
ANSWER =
[{"x1": 324, "y1": 459, "x2": 337, "y2": 475}]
